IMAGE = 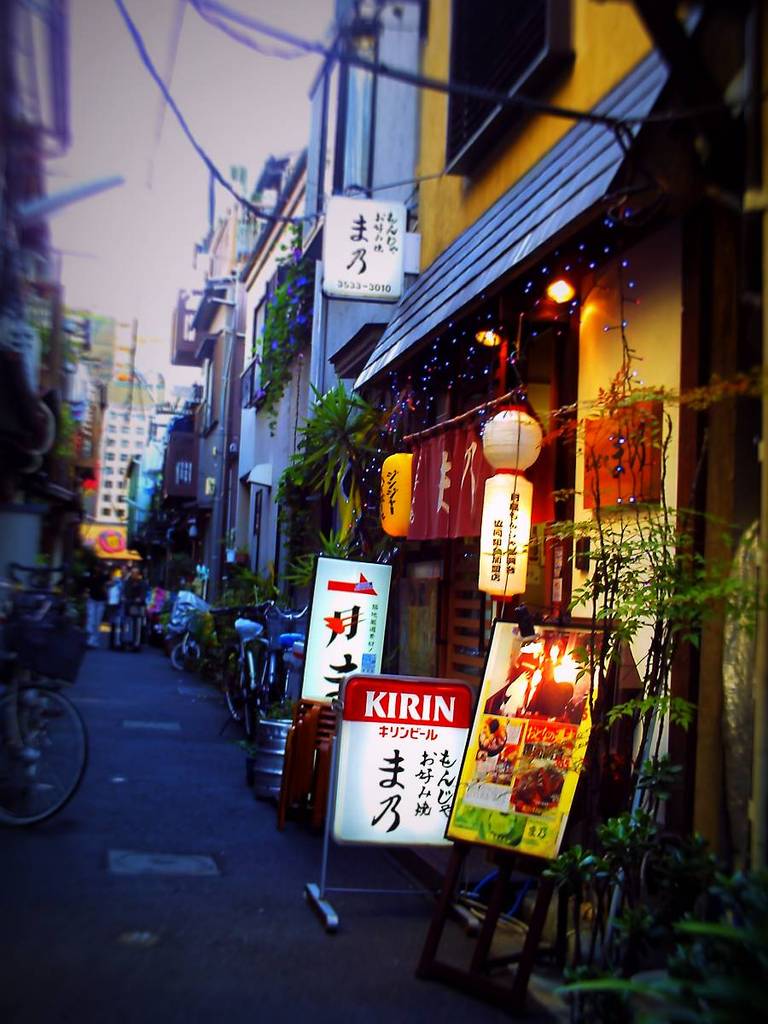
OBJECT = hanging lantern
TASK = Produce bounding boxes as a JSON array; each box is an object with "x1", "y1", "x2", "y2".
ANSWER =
[
  {"x1": 380, "y1": 453, "x2": 413, "y2": 537},
  {"x1": 478, "y1": 408, "x2": 542, "y2": 598}
]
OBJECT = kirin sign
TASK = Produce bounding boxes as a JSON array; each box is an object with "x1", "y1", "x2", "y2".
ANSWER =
[
  {"x1": 333, "y1": 675, "x2": 472, "y2": 846},
  {"x1": 301, "y1": 557, "x2": 392, "y2": 704}
]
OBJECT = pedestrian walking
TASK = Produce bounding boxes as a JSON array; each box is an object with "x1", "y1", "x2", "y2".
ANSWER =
[
  {"x1": 85, "y1": 564, "x2": 109, "y2": 648},
  {"x1": 122, "y1": 567, "x2": 148, "y2": 651}
]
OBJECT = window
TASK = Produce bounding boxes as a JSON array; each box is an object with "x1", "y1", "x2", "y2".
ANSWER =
[
  {"x1": 120, "y1": 453, "x2": 128, "y2": 461},
  {"x1": 203, "y1": 358, "x2": 216, "y2": 432},
  {"x1": 341, "y1": 36, "x2": 376, "y2": 192},
  {"x1": 101, "y1": 506, "x2": 110, "y2": 517},
  {"x1": 103, "y1": 467, "x2": 113, "y2": 476},
  {"x1": 104, "y1": 481, "x2": 113, "y2": 489},
  {"x1": 105, "y1": 453, "x2": 115, "y2": 462},
  {"x1": 446, "y1": 0, "x2": 572, "y2": 174},
  {"x1": 105, "y1": 437, "x2": 115, "y2": 447}
]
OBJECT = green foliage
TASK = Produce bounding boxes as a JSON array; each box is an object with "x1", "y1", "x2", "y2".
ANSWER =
[
  {"x1": 217, "y1": 563, "x2": 279, "y2": 608},
  {"x1": 283, "y1": 528, "x2": 356, "y2": 588},
  {"x1": 54, "y1": 401, "x2": 77, "y2": 460},
  {"x1": 560, "y1": 871, "x2": 768, "y2": 1024},
  {"x1": 291, "y1": 382, "x2": 382, "y2": 508},
  {"x1": 265, "y1": 698, "x2": 295, "y2": 721},
  {"x1": 255, "y1": 226, "x2": 313, "y2": 433},
  {"x1": 277, "y1": 383, "x2": 385, "y2": 575}
]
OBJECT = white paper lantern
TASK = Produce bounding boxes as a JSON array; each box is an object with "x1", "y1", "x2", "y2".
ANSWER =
[
  {"x1": 478, "y1": 474, "x2": 534, "y2": 597},
  {"x1": 481, "y1": 408, "x2": 542, "y2": 471}
]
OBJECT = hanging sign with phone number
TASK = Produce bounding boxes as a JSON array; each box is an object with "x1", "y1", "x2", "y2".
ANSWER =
[{"x1": 322, "y1": 196, "x2": 406, "y2": 302}]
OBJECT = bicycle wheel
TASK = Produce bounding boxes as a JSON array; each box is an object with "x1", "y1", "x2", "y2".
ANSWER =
[
  {"x1": 170, "y1": 638, "x2": 186, "y2": 671},
  {"x1": 183, "y1": 639, "x2": 201, "y2": 672},
  {"x1": 0, "y1": 688, "x2": 88, "y2": 826},
  {"x1": 221, "y1": 646, "x2": 244, "y2": 723}
]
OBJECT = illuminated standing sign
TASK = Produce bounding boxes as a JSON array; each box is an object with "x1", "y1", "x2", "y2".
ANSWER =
[
  {"x1": 333, "y1": 675, "x2": 472, "y2": 846},
  {"x1": 447, "y1": 622, "x2": 596, "y2": 860},
  {"x1": 301, "y1": 557, "x2": 392, "y2": 703},
  {"x1": 322, "y1": 196, "x2": 405, "y2": 301}
]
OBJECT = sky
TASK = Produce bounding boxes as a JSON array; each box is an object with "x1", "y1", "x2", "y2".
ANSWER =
[{"x1": 50, "y1": 0, "x2": 333, "y2": 367}]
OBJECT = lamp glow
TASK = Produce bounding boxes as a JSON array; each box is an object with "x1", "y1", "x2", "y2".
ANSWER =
[
  {"x1": 546, "y1": 278, "x2": 576, "y2": 304},
  {"x1": 380, "y1": 453, "x2": 413, "y2": 537},
  {"x1": 478, "y1": 408, "x2": 542, "y2": 598},
  {"x1": 475, "y1": 328, "x2": 503, "y2": 348}
]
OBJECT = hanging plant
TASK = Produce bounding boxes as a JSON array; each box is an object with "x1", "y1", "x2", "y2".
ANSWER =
[{"x1": 256, "y1": 224, "x2": 313, "y2": 433}]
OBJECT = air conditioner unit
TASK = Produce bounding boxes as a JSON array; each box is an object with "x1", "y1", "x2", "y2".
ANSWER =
[{"x1": 204, "y1": 477, "x2": 216, "y2": 496}]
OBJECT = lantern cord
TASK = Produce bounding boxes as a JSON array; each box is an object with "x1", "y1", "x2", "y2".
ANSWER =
[{"x1": 403, "y1": 387, "x2": 528, "y2": 445}]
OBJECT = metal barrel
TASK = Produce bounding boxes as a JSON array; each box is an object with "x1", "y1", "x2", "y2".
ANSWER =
[{"x1": 251, "y1": 718, "x2": 292, "y2": 800}]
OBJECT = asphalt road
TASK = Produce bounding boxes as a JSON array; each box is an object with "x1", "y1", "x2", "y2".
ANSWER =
[{"x1": 0, "y1": 642, "x2": 561, "y2": 1023}]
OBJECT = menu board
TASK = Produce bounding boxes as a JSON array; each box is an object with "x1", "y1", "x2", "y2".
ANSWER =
[{"x1": 446, "y1": 622, "x2": 596, "y2": 859}]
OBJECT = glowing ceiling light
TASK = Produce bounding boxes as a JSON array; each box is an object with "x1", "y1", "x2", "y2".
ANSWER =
[{"x1": 546, "y1": 278, "x2": 576, "y2": 304}]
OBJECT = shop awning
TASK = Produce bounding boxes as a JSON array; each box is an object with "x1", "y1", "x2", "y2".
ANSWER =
[{"x1": 355, "y1": 52, "x2": 668, "y2": 389}]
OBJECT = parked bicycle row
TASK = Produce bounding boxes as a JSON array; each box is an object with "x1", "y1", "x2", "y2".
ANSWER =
[{"x1": 165, "y1": 593, "x2": 307, "y2": 740}]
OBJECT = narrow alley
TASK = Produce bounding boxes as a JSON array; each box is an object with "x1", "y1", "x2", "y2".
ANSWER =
[{"x1": 0, "y1": 645, "x2": 557, "y2": 1023}]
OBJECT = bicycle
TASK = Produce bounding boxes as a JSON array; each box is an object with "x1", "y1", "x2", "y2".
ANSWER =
[
  {"x1": 223, "y1": 602, "x2": 307, "y2": 739},
  {"x1": 0, "y1": 565, "x2": 88, "y2": 826},
  {"x1": 169, "y1": 620, "x2": 202, "y2": 672}
]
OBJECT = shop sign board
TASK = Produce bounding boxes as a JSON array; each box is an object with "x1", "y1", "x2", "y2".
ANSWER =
[
  {"x1": 446, "y1": 622, "x2": 596, "y2": 859},
  {"x1": 301, "y1": 557, "x2": 392, "y2": 703},
  {"x1": 322, "y1": 196, "x2": 405, "y2": 301},
  {"x1": 333, "y1": 675, "x2": 472, "y2": 846}
]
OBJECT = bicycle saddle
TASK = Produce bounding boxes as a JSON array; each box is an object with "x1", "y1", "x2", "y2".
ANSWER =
[
  {"x1": 278, "y1": 631, "x2": 304, "y2": 649},
  {"x1": 234, "y1": 618, "x2": 263, "y2": 642}
]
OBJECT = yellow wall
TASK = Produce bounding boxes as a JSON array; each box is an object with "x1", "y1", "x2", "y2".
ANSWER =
[
  {"x1": 418, "y1": 0, "x2": 653, "y2": 268},
  {"x1": 570, "y1": 224, "x2": 682, "y2": 640}
]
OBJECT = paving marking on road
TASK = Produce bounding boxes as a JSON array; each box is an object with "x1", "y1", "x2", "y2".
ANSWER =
[
  {"x1": 117, "y1": 931, "x2": 160, "y2": 947},
  {"x1": 122, "y1": 720, "x2": 181, "y2": 732},
  {"x1": 108, "y1": 850, "x2": 220, "y2": 877},
  {"x1": 177, "y1": 685, "x2": 221, "y2": 701}
]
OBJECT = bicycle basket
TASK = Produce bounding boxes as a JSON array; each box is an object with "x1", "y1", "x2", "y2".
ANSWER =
[{"x1": 10, "y1": 616, "x2": 87, "y2": 682}]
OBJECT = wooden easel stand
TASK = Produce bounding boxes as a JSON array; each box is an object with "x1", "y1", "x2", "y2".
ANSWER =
[{"x1": 417, "y1": 841, "x2": 554, "y2": 1012}]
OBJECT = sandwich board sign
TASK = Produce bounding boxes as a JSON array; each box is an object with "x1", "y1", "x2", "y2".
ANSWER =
[
  {"x1": 301, "y1": 557, "x2": 392, "y2": 703},
  {"x1": 332, "y1": 674, "x2": 472, "y2": 846}
]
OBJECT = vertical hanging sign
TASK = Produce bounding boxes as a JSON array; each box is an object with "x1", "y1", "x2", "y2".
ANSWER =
[
  {"x1": 322, "y1": 196, "x2": 406, "y2": 301},
  {"x1": 333, "y1": 675, "x2": 472, "y2": 846},
  {"x1": 301, "y1": 557, "x2": 392, "y2": 703}
]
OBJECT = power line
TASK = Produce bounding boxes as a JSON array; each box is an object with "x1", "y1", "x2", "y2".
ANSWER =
[
  {"x1": 193, "y1": 0, "x2": 740, "y2": 131},
  {"x1": 145, "y1": 0, "x2": 187, "y2": 189},
  {"x1": 189, "y1": 0, "x2": 308, "y2": 59},
  {"x1": 114, "y1": 0, "x2": 312, "y2": 226}
]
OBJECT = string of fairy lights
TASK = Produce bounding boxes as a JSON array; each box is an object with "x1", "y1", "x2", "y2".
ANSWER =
[{"x1": 355, "y1": 214, "x2": 648, "y2": 536}]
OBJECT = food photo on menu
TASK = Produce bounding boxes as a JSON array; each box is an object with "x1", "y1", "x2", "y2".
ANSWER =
[{"x1": 446, "y1": 622, "x2": 598, "y2": 858}]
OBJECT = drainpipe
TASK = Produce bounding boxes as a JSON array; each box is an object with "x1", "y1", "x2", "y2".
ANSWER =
[{"x1": 207, "y1": 276, "x2": 239, "y2": 600}]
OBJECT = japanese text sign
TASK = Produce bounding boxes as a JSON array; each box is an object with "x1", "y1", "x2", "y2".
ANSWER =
[
  {"x1": 322, "y1": 196, "x2": 406, "y2": 301},
  {"x1": 446, "y1": 622, "x2": 596, "y2": 859},
  {"x1": 301, "y1": 557, "x2": 392, "y2": 703},
  {"x1": 333, "y1": 675, "x2": 472, "y2": 846}
]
